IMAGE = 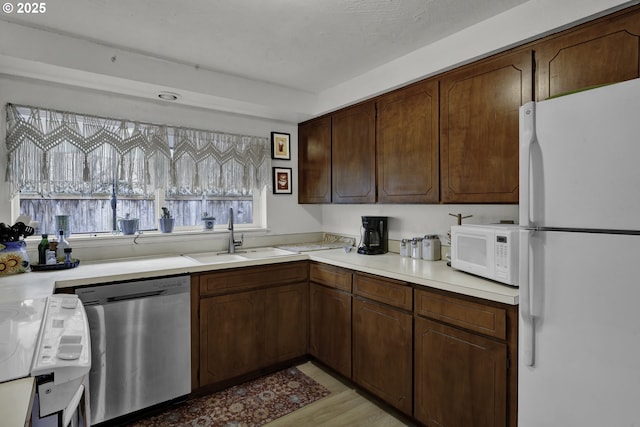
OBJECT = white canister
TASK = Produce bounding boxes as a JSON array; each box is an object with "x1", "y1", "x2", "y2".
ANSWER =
[
  {"x1": 422, "y1": 234, "x2": 441, "y2": 261},
  {"x1": 410, "y1": 237, "x2": 423, "y2": 259},
  {"x1": 399, "y1": 239, "x2": 410, "y2": 257}
]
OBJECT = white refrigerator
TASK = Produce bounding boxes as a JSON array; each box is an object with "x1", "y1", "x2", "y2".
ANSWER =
[{"x1": 519, "y1": 78, "x2": 640, "y2": 426}]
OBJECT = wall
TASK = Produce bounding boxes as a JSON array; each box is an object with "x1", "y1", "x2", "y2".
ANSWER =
[{"x1": 321, "y1": 204, "x2": 519, "y2": 246}]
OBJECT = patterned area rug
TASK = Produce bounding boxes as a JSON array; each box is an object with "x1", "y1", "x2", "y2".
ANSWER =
[{"x1": 128, "y1": 367, "x2": 330, "y2": 427}]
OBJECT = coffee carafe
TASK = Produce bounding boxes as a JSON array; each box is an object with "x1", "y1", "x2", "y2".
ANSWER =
[{"x1": 357, "y1": 216, "x2": 388, "y2": 255}]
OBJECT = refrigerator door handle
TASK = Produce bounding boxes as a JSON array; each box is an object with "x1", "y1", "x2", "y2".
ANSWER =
[
  {"x1": 519, "y1": 102, "x2": 536, "y2": 228},
  {"x1": 519, "y1": 229, "x2": 536, "y2": 366}
]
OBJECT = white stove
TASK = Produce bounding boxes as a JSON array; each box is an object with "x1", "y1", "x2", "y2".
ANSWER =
[
  {"x1": 31, "y1": 294, "x2": 91, "y2": 425},
  {"x1": 0, "y1": 294, "x2": 91, "y2": 426}
]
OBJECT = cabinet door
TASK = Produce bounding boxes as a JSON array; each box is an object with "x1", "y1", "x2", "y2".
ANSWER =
[
  {"x1": 414, "y1": 316, "x2": 508, "y2": 427},
  {"x1": 199, "y1": 292, "x2": 263, "y2": 386},
  {"x1": 440, "y1": 50, "x2": 532, "y2": 203},
  {"x1": 298, "y1": 116, "x2": 332, "y2": 203},
  {"x1": 331, "y1": 101, "x2": 376, "y2": 203},
  {"x1": 309, "y1": 283, "x2": 352, "y2": 378},
  {"x1": 353, "y1": 297, "x2": 412, "y2": 415},
  {"x1": 264, "y1": 283, "x2": 309, "y2": 365},
  {"x1": 377, "y1": 79, "x2": 439, "y2": 203},
  {"x1": 536, "y1": 6, "x2": 640, "y2": 100}
]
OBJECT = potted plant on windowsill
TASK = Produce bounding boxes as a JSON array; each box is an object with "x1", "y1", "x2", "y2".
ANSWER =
[
  {"x1": 159, "y1": 207, "x2": 175, "y2": 233},
  {"x1": 201, "y1": 212, "x2": 216, "y2": 231}
]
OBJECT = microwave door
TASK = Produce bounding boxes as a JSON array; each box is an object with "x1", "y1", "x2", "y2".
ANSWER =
[{"x1": 453, "y1": 232, "x2": 494, "y2": 280}]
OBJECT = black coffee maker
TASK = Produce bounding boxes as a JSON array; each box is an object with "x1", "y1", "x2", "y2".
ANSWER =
[{"x1": 357, "y1": 216, "x2": 388, "y2": 255}]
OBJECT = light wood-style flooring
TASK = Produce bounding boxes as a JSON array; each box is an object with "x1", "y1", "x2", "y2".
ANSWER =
[{"x1": 265, "y1": 361, "x2": 416, "y2": 427}]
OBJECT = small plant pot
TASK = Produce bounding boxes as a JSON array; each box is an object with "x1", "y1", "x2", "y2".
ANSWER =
[
  {"x1": 159, "y1": 218, "x2": 175, "y2": 233},
  {"x1": 202, "y1": 217, "x2": 216, "y2": 230},
  {"x1": 119, "y1": 218, "x2": 139, "y2": 235}
]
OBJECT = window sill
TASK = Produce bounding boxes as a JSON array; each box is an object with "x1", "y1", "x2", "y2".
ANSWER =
[{"x1": 25, "y1": 227, "x2": 271, "y2": 249}]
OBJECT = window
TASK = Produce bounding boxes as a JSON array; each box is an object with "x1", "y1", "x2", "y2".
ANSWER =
[{"x1": 6, "y1": 104, "x2": 271, "y2": 235}]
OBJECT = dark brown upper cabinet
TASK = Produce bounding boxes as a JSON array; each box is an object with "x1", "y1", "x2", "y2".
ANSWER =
[
  {"x1": 331, "y1": 101, "x2": 376, "y2": 203},
  {"x1": 440, "y1": 49, "x2": 533, "y2": 204},
  {"x1": 298, "y1": 116, "x2": 332, "y2": 203},
  {"x1": 376, "y1": 78, "x2": 439, "y2": 203},
  {"x1": 535, "y1": 5, "x2": 640, "y2": 100},
  {"x1": 297, "y1": 4, "x2": 640, "y2": 206}
]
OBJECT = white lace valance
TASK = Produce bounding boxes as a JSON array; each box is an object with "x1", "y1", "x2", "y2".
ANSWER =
[
  {"x1": 5, "y1": 104, "x2": 271, "y2": 197},
  {"x1": 170, "y1": 128, "x2": 271, "y2": 197}
]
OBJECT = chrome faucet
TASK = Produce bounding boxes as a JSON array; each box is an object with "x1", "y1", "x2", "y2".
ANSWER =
[{"x1": 228, "y1": 207, "x2": 243, "y2": 253}]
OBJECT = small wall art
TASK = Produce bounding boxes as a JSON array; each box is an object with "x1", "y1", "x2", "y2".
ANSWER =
[
  {"x1": 271, "y1": 131, "x2": 291, "y2": 160},
  {"x1": 273, "y1": 167, "x2": 292, "y2": 194}
]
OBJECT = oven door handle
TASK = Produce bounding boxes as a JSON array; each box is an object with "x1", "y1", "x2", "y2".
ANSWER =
[{"x1": 61, "y1": 383, "x2": 85, "y2": 427}]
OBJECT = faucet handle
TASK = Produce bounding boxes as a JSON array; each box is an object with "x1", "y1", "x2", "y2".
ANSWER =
[{"x1": 235, "y1": 233, "x2": 244, "y2": 247}]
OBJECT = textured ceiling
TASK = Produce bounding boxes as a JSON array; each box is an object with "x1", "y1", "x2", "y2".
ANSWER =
[{"x1": 2, "y1": 0, "x2": 529, "y2": 92}]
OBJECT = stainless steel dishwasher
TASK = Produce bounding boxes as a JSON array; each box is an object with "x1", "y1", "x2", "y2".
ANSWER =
[{"x1": 75, "y1": 275, "x2": 190, "y2": 425}]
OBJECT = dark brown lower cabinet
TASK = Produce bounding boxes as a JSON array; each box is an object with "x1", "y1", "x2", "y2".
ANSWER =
[
  {"x1": 353, "y1": 297, "x2": 412, "y2": 415},
  {"x1": 414, "y1": 287, "x2": 518, "y2": 427},
  {"x1": 193, "y1": 261, "x2": 518, "y2": 427},
  {"x1": 193, "y1": 262, "x2": 309, "y2": 389},
  {"x1": 414, "y1": 317, "x2": 508, "y2": 427},
  {"x1": 264, "y1": 283, "x2": 309, "y2": 365},
  {"x1": 199, "y1": 291, "x2": 263, "y2": 385},
  {"x1": 309, "y1": 282, "x2": 352, "y2": 378}
]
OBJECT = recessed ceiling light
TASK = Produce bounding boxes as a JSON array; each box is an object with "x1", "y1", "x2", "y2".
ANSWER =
[{"x1": 157, "y1": 91, "x2": 180, "y2": 101}]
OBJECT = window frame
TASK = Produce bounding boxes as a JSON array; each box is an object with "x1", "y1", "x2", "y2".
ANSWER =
[{"x1": 6, "y1": 104, "x2": 272, "y2": 236}]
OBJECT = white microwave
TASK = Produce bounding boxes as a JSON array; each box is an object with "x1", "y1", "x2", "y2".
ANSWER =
[{"x1": 450, "y1": 224, "x2": 519, "y2": 286}]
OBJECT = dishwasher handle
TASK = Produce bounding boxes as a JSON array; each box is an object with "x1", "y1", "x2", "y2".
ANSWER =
[
  {"x1": 76, "y1": 275, "x2": 190, "y2": 306},
  {"x1": 106, "y1": 290, "x2": 166, "y2": 303}
]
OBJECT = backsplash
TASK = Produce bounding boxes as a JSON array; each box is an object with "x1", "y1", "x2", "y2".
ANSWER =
[{"x1": 321, "y1": 203, "x2": 519, "y2": 247}]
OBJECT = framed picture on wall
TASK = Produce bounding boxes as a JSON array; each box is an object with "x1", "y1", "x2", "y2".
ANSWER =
[
  {"x1": 271, "y1": 132, "x2": 291, "y2": 160},
  {"x1": 272, "y1": 167, "x2": 292, "y2": 194}
]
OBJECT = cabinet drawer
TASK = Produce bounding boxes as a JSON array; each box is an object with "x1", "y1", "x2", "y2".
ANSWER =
[
  {"x1": 354, "y1": 273, "x2": 412, "y2": 311},
  {"x1": 310, "y1": 262, "x2": 352, "y2": 292},
  {"x1": 415, "y1": 289, "x2": 507, "y2": 340},
  {"x1": 200, "y1": 262, "x2": 308, "y2": 296}
]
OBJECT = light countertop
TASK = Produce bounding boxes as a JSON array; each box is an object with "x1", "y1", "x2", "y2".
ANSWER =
[
  {"x1": 0, "y1": 377, "x2": 34, "y2": 427},
  {"x1": 0, "y1": 252, "x2": 309, "y2": 303},
  {"x1": 0, "y1": 248, "x2": 518, "y2": 305},
  {"x1": 309, "y1": 249, "x2": 519, "y2": 305}
]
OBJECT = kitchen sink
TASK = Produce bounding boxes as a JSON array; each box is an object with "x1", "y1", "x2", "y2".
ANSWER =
[
  {"x1": 181, "y1": 252, "x2": 247, "y2": 264},
  {"x1": 181, "y1": 247, "x2": 295, "y2": 264},
  {"x1": 237, "y1": 247, "x2": 295, "y2": 259}
]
